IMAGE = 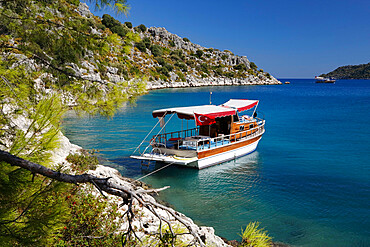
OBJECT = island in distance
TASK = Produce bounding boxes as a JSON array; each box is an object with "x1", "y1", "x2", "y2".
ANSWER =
[{"x1": 320, "y1": 62, "x2": 370, "y2": 80}]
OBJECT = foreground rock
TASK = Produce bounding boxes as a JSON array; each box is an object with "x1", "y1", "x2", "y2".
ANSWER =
[{"x1": 52, "y1": 131, "x2": 231, "y2": 246}]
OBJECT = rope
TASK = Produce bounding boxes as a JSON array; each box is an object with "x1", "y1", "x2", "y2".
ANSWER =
[
  {"x1": 141, "y1": 113, "x2": 175, "y2": 155},
  {"x1": 135, "y1": 162, "x2": 174, "y2": 181},
  {"x1": 131, "y1": 113, "x2": 166, "y2": 155}
]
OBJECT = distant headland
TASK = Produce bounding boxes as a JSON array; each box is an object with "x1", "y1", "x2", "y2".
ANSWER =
[{"x1": 320, "y1": 63, "x2": 370, "y2": 79}]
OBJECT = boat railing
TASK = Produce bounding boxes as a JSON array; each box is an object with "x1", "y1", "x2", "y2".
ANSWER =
[
  {"x1": 154, "y1": 127, "x2": 199, "y2": 144},
  {"x1": 196, "y1": 120, "x2": 265, "y2": 150},
  {"x1": 152, "y1": 120, "x2": 265, "y2": 151}
]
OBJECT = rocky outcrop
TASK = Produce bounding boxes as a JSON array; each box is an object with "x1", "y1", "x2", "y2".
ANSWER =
[
  {"x1": 143, "y1": 26, "x2": 281, "y2": 88},
  {"x1": 50, "y1": 135, "x2": 231, "y2": 246},
  {"x1": 148, "y1": 27, "x2": 251, "y2": 68},
  {"x1": 89, "y1": 165, "x2": 232, "y2": 246},
  {"x1": 147, "y1": 74, "x2": 280, "y2": 90}
]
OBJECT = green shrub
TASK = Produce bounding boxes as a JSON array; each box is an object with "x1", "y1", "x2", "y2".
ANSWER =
[
  {"x1": 66, "y1": 150, "x2": 99, "y2": 174},
  {"x1": 150, "y1": 44, "x2": 163, "y2": 57},
  {"x1": 101, "y1": 14, "x2": 120, "y2": 29},
  {"x1": 195, "y1": 49, "x2": 203, "y2": 59},
  {"x1": 221, "y1": 54, "x2": 228, "y2": 60},
  {"x1": 155, "y1": 57, "x2": 166, "y2": 66},
  {"x1": 225, "y1": 71, "x2": 235, "y2": 78},
  {"x1": 124, "y1": 21, "x2": 132, "y2": 28},
  {"x1": 247, "y1": 69, "x2": 256, "y2": 76},
  {"x1": 240, "y1": 222, "x2": 272, "y2": 247},
  {"x1": 170, "y1": 49, "x2": 185, "y2": 60},
  {"x1": 250, "y1": 62, "x2": 257, "y2": 70},
  {"x1": 183, "y1": 37, "x2": 190, "y2": 42},
  {"x1": 156, "y1": 66, "x2": 169, "y2": 77},
  {"x1": 155, "y1": 57, "x2": 165, "y2": 66},
  {"x1": 130, "y1": 66, "x2": 140, "y2": 75},
  {"x1": 170, "y1": 54, "x2": 181, "y2": 61},
  {"x1": 137, "y1": 24, "x2": 147, "y2": 32},
  {"x1": 135, "y1": 41, "x2": 147, "y2": 52},
  {"x1": 169, "y1": 40, "x2": 175, "y2": 47},
  {"x1": 186, "y1": 59, "x2": 195, "y2": 67},
  {"x1": 110, "y1": 24, "x2": 129, "y2": 37},
  {"x1": 176, "y1": 71, "x2": 186, "y2": 82},
  {"x1": 199, "y1": 63, "x2": 209, "y2": 74},
  {"x1": 56, "y1": 189, "x2": 123, "y2": 246},
  {"x1": 234, "y1": 63, "x2": 247, "y2": 71},
  {"x1": 159, "y1": 74, "x2": 168, "y2": 81},
  {"x1": 96, "y1": 22, "x2": 106, "y2": 31},
  {"x1": 214, "y1": 67, "x2": 224, "y2": 76},
  {"x1": 142, "y1": 37, "x2": 151, "y2": 48},
  {"x1": 164, "y1": 63, "x2": 174, "y2": 72},
  {"x1": 175, "y1": 61, "x2": 187, "y2": 72}
]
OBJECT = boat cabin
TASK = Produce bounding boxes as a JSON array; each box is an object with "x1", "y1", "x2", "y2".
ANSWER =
[{"x1": 150, "y1": 99, "x2": 261, "y2": 152}]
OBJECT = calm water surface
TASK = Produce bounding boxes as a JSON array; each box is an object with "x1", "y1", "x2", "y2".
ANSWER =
[{"x1": 63, "y1": 79, "x2": 370, "y2": 246}]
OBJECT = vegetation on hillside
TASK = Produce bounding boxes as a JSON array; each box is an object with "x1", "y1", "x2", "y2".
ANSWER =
[
  {"x1": 0, "y1": 0, "x2": 144, "y2": 245},
  {"x1": 0, "y1": 0, "x2": 274, "y2": 245},
  {"x1": 320, "y1": 63, "x2": 370, "y2": 79}
]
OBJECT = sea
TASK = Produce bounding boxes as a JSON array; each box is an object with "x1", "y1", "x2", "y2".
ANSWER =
[{"x1": 62, "y1": 79, "x2": 370, "y2": 247}]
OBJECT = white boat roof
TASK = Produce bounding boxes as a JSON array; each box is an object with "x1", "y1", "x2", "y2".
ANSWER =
[
  {"x1": 222, "y1": 99, "x2": 259, "y2": 112},
  {"x1": 152, "y1": 99, "x2": 258, "y2": 119},
  {"x1": 152, "y1": 105, "x2": 236, "y2": 119}
]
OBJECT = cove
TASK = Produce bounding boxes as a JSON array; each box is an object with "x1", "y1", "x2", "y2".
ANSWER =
[{"x1": 62, "y1": 79, "x2": 370, "y2": 246}]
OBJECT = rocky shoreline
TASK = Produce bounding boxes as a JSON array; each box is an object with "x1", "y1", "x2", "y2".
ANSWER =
[
  {"x1": 54, "y1": 124, "x2": 291, "y2": 247},
  {"x1": 146, "y1": 74, "x2": 281, "y2": 90},
  {"x1": 52, "y1": 131, "x2": 232, "y2": 246}
]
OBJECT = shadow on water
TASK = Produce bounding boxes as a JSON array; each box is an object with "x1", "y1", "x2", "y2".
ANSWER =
[{"x1": 107, "y1": 151, "x2": 262, "y2": 185}]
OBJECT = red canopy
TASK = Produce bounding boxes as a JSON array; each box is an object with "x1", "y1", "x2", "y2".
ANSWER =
[
  {"x1": 222, "y1": 99, "x2": 259, "y2": 112},
  {"x1": 152, "y1": 99, "x2": 259, "y2": 126}
]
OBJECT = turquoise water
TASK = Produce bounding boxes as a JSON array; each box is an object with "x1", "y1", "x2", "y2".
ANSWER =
[{"x1": 63, "y1": 79, "x2": 370, "y2": 246}]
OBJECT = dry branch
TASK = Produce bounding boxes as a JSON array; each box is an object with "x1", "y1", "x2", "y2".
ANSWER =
[{"x1": 0, "y1": 150, "x2": 206, "y2": 246}]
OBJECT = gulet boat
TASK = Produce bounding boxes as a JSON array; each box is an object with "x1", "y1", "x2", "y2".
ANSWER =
[
  {"x1": 130, "y1": 99, "x2": 265, "y2": 169},
  {"x1": 315, "y1": 76, "x2": 335, "y2": 83}
]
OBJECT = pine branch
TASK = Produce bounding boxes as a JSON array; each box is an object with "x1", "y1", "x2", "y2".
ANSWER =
[{"x1": 0, "y1": 149, "x2": 206, "y2": 246}]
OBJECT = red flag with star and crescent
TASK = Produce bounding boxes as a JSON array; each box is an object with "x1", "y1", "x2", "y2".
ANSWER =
[{"x1": 194, "y1": 113, "x2": 216, "y2": 126}]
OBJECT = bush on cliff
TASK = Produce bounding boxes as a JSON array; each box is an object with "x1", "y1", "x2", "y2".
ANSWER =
[
  {"x1": 142, "y1": 37, "x2": 152, "y2": 48},
  {"x1": 102, "y1": 14, "x2": 129, "y2": 37},
  {"x1": 135, "y1": 41, "x2": 147, "y2": 52},
  {"x1": 250, "y1": 62, "x2": 258, "y2": 70},
  {"x1": 150, "y1": 45, "x2": 163, "y2": 57},
  {"x1": 234, "y1": 63, "x2": 247, "y2": 71},
  {"x1": 124, "y1": 21, "x2": 133, "y2": 28},
  {"x1": 175, "y1": 61, "x2": 188, "y2": 72},
  {"x1": 195, "y1": 49, "x2": 204, "y2": 59},
  {"x1": 137, "y1": 24, "x2": 147, "y2": 32}
]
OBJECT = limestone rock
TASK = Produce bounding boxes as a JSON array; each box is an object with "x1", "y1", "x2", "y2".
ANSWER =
[{"x1": 77, "y1": 2, "x2": 93, "y2": 18}]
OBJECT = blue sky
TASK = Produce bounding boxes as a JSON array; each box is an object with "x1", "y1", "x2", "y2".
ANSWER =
[{"x1": 85, "y1": 0, "x2": 370, "y2": 78}]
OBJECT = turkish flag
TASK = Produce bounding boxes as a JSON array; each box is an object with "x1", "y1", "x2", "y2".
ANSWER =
[{"x1": 194, "y1": 113, "x2": 216, "y2": 126}]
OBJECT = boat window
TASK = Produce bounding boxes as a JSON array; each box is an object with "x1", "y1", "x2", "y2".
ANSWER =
[
  {"x1": 216, "y1": 116, "x2": 232, "y2": 135},
  {"x1": 249, "y1": 124, "x2": 254, "y2": 129},
  {"x1": 233, "y1": 114, "x2": 239, "y2": 122}
]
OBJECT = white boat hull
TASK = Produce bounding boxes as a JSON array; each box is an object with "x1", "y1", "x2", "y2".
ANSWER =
[
  {"x1": 196, "y1": 139, "x2": 260, "y2": 169},
  {"x1": 131, "y1": 136, "x2": 261, "y2": 169}
]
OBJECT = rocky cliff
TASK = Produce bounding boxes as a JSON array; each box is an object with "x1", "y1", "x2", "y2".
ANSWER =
[{"x1": 77, "y1": 2, "x2": 281, "y2": 89}]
